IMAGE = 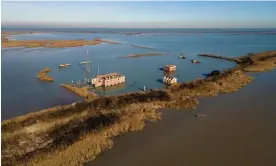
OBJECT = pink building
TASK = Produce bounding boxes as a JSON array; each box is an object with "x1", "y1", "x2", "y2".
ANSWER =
[
  {"x1": 164, "y1": 65, "x2": 176, "y2": 72},
  {"x1": 91, "y1": 73, "x2": 125, "y2": 87}
]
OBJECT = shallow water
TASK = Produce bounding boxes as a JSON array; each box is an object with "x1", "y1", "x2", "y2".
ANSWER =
[
  {"x1": 2, "y1": 29, "x2": 276, "y2": 120},
  {"x1": 85, "y1": 69, "x2": 276, "y2": 166}
]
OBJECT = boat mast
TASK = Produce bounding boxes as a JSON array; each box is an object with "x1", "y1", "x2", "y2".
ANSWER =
[
  {"x1": 97, "y1": 63, "x2": 100, "y2": 75},
  {"x1": 86, "y1": 50, "x2": 90, "y2": 73}
]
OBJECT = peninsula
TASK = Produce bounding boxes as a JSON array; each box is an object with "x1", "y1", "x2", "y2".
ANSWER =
[
  {"x1": 1, "y1": 32, "x2": 120, "y2": 48},
  {"x1": 1, "y1": 51, "x2": 276, "y2": 166},
  {"x1": 2, "y1": 39, "x2": 101, "y2": 48}
]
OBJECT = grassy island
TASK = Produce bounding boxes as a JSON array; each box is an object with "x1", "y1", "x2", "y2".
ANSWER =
[
  {"x1": 2, "y1": 39, "x2": 101, "y2": 48},
  {"x1": 1, "y1": 51, "x2": 276, "y2": 166},
  {"x1": 36, "y1": 67, "x2": 54, "y2": 82},
  {"x1": 1, "y1": 31, "x2": 120, "y2": 48},
  {"x1": 121, "y1": 53, "x2": 165, "y2": 58}
]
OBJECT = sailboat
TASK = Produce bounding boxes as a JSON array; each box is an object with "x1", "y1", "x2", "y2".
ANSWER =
[
  {"x1": 80, "y1": 50, "x2": 91, "y2": 65},
  {"x1": 97, "y1": 63, "x2": 100, "y2": 75}
]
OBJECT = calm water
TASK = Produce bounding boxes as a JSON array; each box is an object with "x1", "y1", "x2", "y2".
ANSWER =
[
  {"x1": 2, "y1": 29, "x2": 276, "y2": 120},
  {"x1": 86, "y1": 69, "x2": 276, "y2": 166}
]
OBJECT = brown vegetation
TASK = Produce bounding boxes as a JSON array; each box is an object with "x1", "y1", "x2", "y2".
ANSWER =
[
  {"x1": 1, "y1": 32, "x2": 120, "y2": 48},
  {"x1": 36, "y1": 67, "x2": 54, "y2": 82},
  {"x1": 2, "y1": 51, "x2": 276, "y2": 166},
  {"x1": 2, "y1": 39, "x2": 101, "y2": 48},
  {"x1": 242, "y1": 51, "x2": 276, "y2": 72}
]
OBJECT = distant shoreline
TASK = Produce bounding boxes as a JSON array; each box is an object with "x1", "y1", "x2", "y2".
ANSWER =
[
  {"x1": 2, "y1": 29, "x2": 276, "y2": 36},
  {"x1": 1, "y1": 32, "x2": 122, "y2": 48}
]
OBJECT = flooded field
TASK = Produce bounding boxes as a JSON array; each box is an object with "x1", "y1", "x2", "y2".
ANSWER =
[{"x1": 2, "y1": 29, "x2": 276, "y2": 120}]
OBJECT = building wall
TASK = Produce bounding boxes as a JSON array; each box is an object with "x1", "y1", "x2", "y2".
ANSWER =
[
  {"x1": 92, "y1": 75, "x2": 125, "y2": 87},
  {"x1": 163, "y1": 76, "x2": 177, "y2": 84},
  {"x1": 164, "y1": 66, "x2": 176, "y2": 72},
  {"x1": 103, "y1": 76, "x2": 125, "y2": 87},
  {"x1": 91, "y1": 78, "x2": 103, "y2": 87}
]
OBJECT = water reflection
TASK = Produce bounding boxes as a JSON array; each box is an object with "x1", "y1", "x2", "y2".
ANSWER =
[{"x1": 93, "y1": 83, "x2": 126, "y2": 95}]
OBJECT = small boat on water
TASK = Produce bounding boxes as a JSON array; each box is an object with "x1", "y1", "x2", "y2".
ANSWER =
[
  {"x1": 80, "y1": 61, "x2": 91, "y2": 65},
  {"x1": 59, "y1": 64, "x2": 71, "y2": 67},
  {"x1": 178, "y1": 56, "x2": 186, "y2": 59},
  {"x1": 191, "y1": 60, "x2": 201, "y2": 63}
]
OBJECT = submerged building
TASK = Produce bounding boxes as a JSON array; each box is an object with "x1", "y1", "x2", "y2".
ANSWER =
[
  {"x1": 163, "y1": 76, "x2": 177, "y2": 85},
  {"x1": 163, "y1": 65, "x2": 176, "y2": 72},
  {"x1": 91, "y1": 73, "x2": 125, "y2": 87}
]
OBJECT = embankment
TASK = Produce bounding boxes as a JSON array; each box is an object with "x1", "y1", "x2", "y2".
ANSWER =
[
  {"x1": 60, "y1": 84, "x2": 97, "y2": 101},
  {"x1": 100, "y1": 39, "x2": 121, "y2": 44},
  {"x1": 1, "y1": 51, "x2": 276, "y2": 166},
  {"x1": 198, "y1": 53, "x2": 241, "y2": 63}
]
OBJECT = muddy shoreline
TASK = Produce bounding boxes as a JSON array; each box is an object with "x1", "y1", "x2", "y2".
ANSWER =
[{"x1": 1, "y1": 51, "x2": 276, "y2": 166}]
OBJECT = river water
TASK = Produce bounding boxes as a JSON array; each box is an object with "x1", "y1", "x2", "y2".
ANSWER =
[
  {"x1": 2, "y1": 29, "x2": 276, "y2": 120},
  {"x1": 85, "y1": 68, "x2": 276, "y2": 166}
]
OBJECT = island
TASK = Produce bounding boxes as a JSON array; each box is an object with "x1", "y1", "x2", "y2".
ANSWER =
[
  {"x1": 121, "y1": 52, "x2": 165, "y2": 58},
  {"x1": 36, "y1": 67, "x2": 54, "y2": 82}
]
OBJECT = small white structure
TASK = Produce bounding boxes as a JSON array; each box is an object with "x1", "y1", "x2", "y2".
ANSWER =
[
  {"x1": 59, "y1": 64, "x2": 71, "y2": 67},
  {"x1": 191, "y1": 60, "x2": 201, "y2": 63},
  {"x1": 163, "y1": 76, "x2": 177, "y2": 85}
]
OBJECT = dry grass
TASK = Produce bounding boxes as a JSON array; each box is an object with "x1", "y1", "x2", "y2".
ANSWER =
[
  {"x1": 1, "y1": 104, "x2": 71, "y2": 132},
  {"x1": 36, "y1": 67, "x2": 54, "y2": 82},
  {"x1": 22, "y1": 103, "x2": 161, "y2": 166},
  {"x1": 1, "y1": 70, "x2": 254, "y2": 166},
  {"x1": 244, "y1": 57, "x2": 276, "y2": 72}
]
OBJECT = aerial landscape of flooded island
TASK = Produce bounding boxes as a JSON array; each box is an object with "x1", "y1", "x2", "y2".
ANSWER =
[{"x1": 2, "y1": 30, "x2": 276, "y2": 166}]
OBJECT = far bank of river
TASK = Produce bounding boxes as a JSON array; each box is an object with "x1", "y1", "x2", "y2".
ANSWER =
[{"x1": 86, "y1": 69, "x2": 276, "y2": 166}]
